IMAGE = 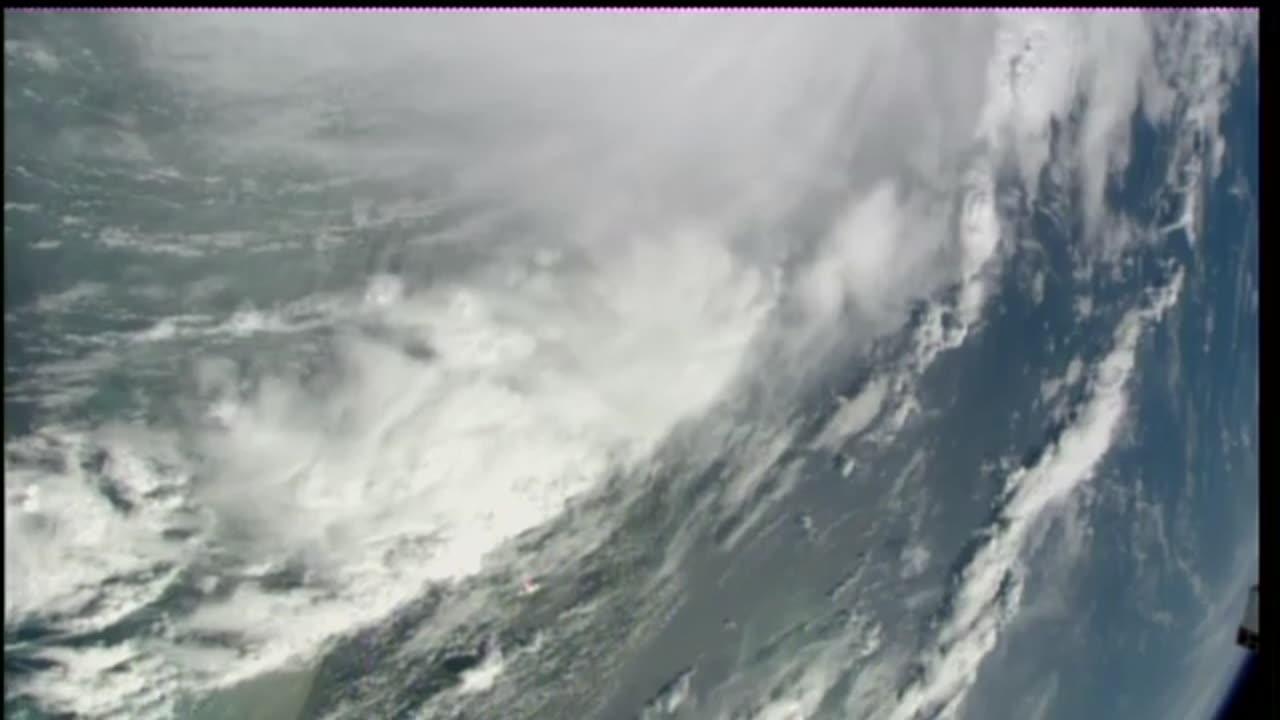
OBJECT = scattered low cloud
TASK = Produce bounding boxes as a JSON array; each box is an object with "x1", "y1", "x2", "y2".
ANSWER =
[{"x1": 881, "y1": 270, "x2": 1183, "y2": 720}]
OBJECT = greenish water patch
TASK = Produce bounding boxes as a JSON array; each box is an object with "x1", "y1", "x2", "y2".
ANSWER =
[{"x1": 188, "y1": 664, "x2": 318, "y2": 720}]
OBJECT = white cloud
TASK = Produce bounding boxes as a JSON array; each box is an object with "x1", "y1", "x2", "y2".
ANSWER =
[
  {"x1": 14, "y1": 640, "x2": 182, "y2": 720},
  {"x1": 718, "y1": 424, "x2": 798, "y2": 522},
  {"x1": 880, "y1": 270, "x2": 1183, "y2": 720},
  {"x1": 7, "y1": 10, "x2": 1257, "y2": 718},
  {"x1": 900, "y1": 544, "x2": 932, "y2": 580},
  {"x1": 1040, "y1": 354, "x2": 1085, "y2": 413},
  {"x1": 813, "y1": 377, "x2": 889, "y2": 451},
  {"x1": 4, "y1": 428, "x2": 190, "y2": 629},
  {"x1": 3, "y1": 428, "x2": 196, "y2": 718},
  {"x1": 708, "y1": 607, "x2": 882, "y2": 720},
  {"x1": 639, "y1": 666, "x2": 695, "y2": 719},
  {"x1": 1074, "y1": 13, "x2": 1155, "y2": 240},
  {"x1": 1026, "y1": 673, "x2": 1061, "y2": 720},
  {"x1": 28, "y1": 282, "x2": 108, "y2": 314},
  {"x1": 5, "y1": 38, "x2": 61, "y2": 71},
  {"x1": 1073, "y1": 295, "x2": 1094, "y2": 321}
]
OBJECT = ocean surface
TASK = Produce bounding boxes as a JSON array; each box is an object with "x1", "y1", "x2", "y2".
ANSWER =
[{"x1": 4, "y1": 10, "x2": 1258, "y2": 720}]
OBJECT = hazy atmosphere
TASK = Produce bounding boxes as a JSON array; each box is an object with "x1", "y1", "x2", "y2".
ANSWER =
[{"x1": 4, "y1": 10, "x2": 1258, "y2": 720}]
